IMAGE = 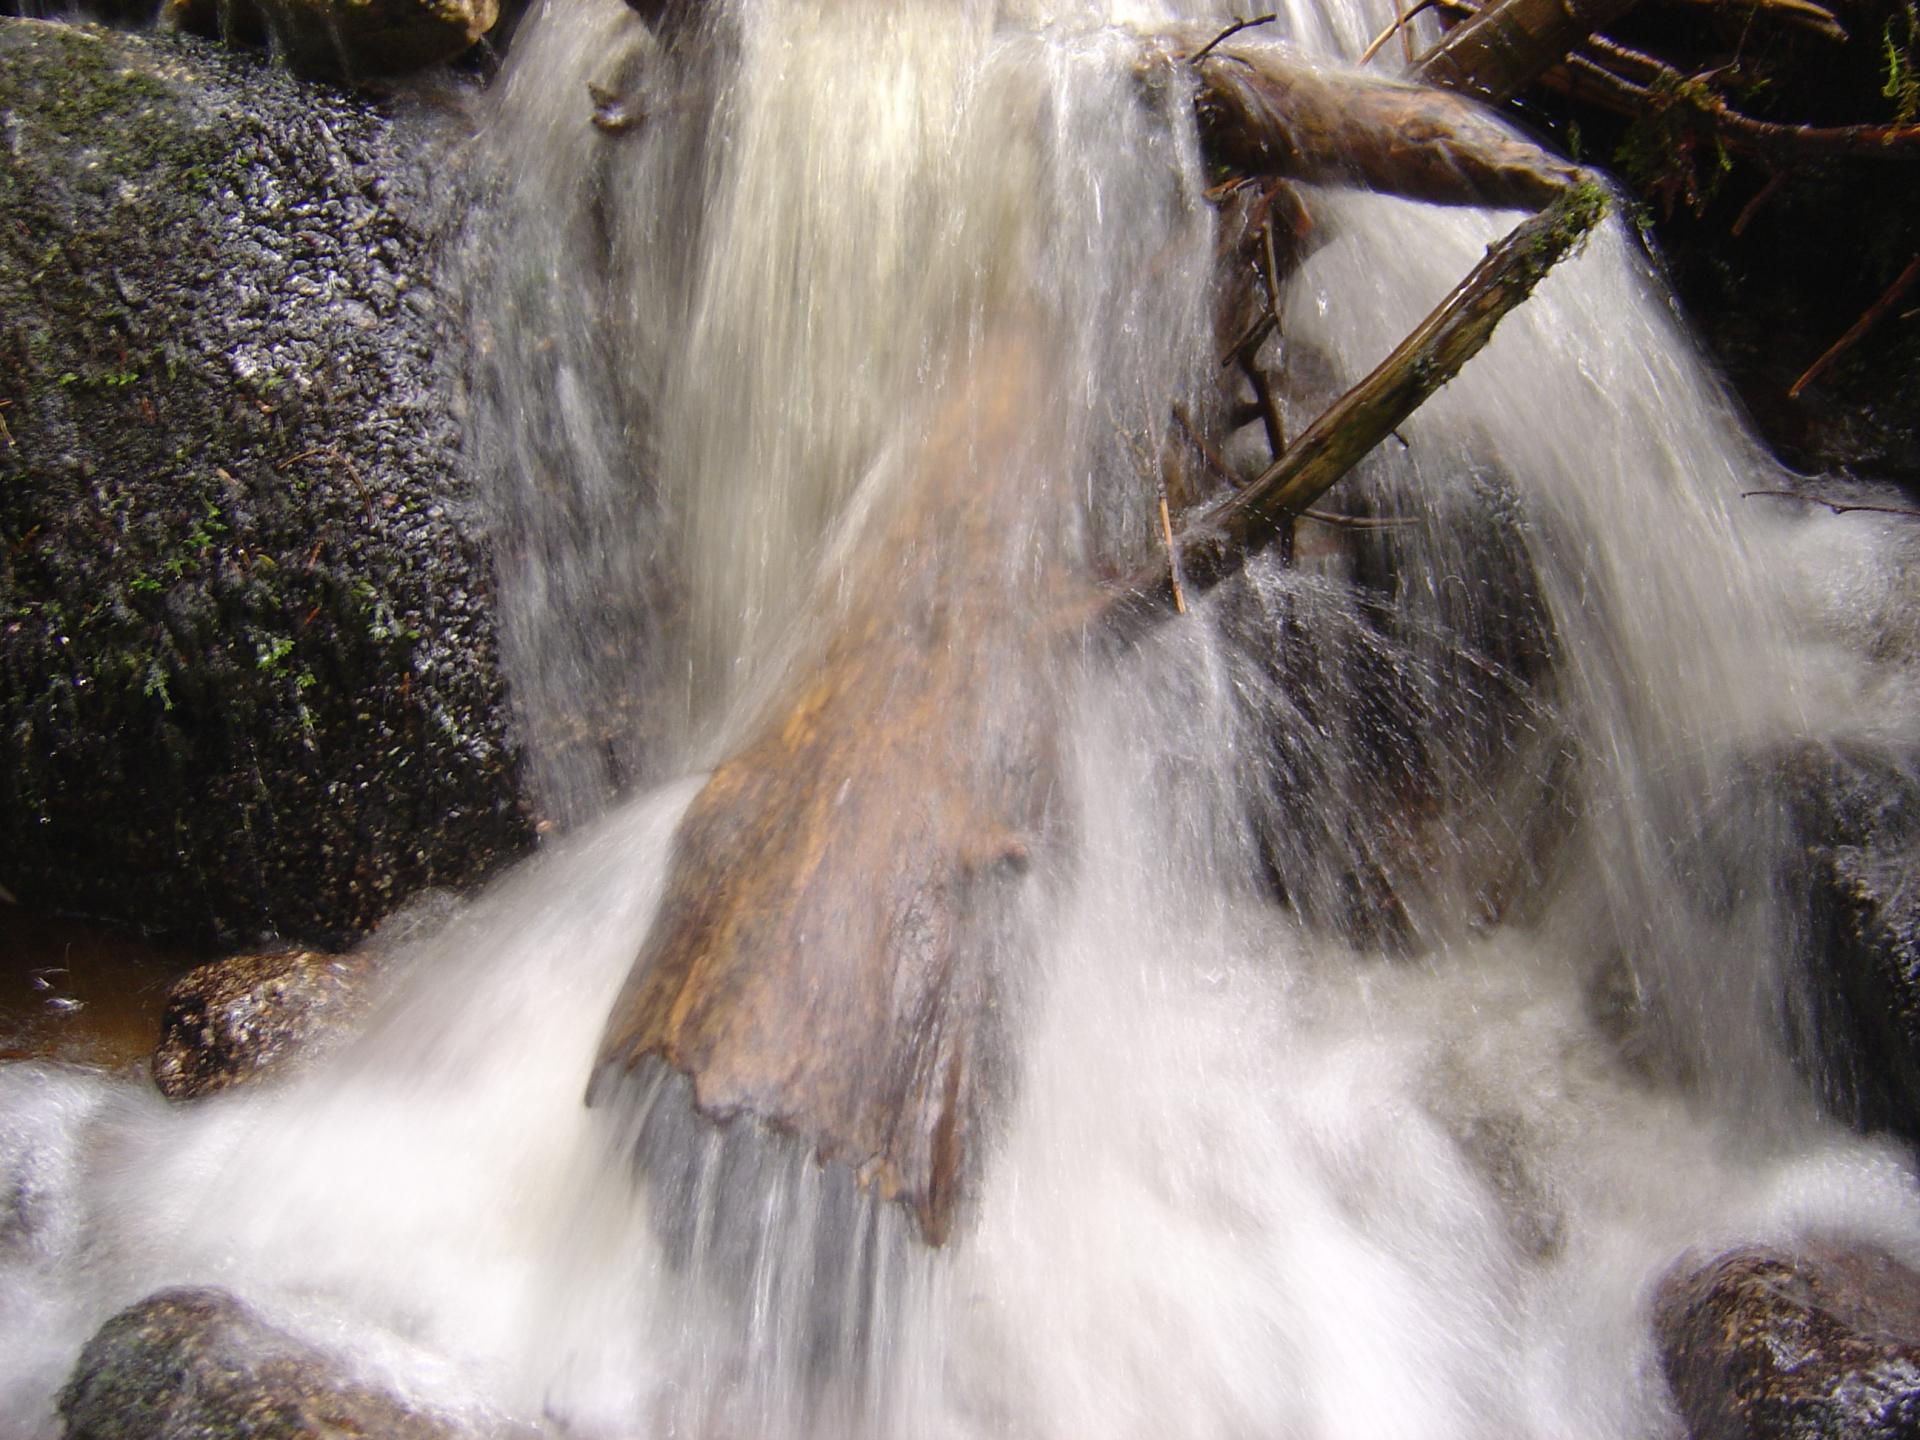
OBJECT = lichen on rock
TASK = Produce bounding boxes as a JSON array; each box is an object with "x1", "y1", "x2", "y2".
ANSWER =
[
  {"x1": 0, "y1": 20, "x2": 533, "y2": 947},
  {"x1": 59, "y1": 1287, "x2": 465, "y2": 1440}
]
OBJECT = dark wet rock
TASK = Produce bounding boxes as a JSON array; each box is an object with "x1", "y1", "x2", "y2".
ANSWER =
[
  {"x1": 1766, "y1": 742, "x2": 1920, "y2": 1147},
  {"x1": 0, "y1": 21, "x2": 534, "y2": 948},
  {"x1": 151, "y1": 946, "x2": 376, "y2": 1099},
  {"x1": 59, "y1": 1286, "x2": 460, "y2": 1440},
  {"x1": 1655, "y1": 1244, "x2": 1920, "y2": 1440},
  {"x1": 1809, "y1": 837, "x2": 1920, "y2": 1145},
  {"x1": 1220, "y1": 458, "x2": 1569, "y2": 952},
  {"x1": 164, "y1": 0, "x2": 500, "y2": 79}
]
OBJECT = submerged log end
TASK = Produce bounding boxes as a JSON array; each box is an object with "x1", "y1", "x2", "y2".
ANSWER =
[{"x1": 584, "y1": 730, "x2": 1026, "y2": 1249}]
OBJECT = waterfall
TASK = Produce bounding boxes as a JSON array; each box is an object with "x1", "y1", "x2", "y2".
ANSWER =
[{"x1": 6, "y1": 1, "x2": 1920, "y2": 1437}]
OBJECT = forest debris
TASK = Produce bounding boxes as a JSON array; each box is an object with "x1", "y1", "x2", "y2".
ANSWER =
[
  {"x1": 1189, "y1": 12, "x2": 1279, "y2": 62},
  {"x1": 1742, "y1": 489, "x2": 1920, "y2": 520},
  {"x1": 1107, "y1": 181, "x2": 1608, "y2": 634},
  {"x1": 1788, "y1": 254, "x2": 1920, "y2": 398},
  {"x1": 1170, "y1": 31, "x2": 1588, "y2": 209},
  {"x1": 1410, "y1": 0, "x2": 1645, "y2": 104},
  {"x1": 1544, "y1": 51, "x2": 1920, "y2": 161}
]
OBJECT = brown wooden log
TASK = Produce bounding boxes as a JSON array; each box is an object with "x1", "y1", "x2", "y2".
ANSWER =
[
  {"x1": 1109, "y1": 180, "x2": 1608, "y2": 633},
  {"x1": 589, "y1": 334, "x2": 1068, "y2": 1246},
  {"x1": 1157, "y1": 32, "x2": 1586, "y2": 209},
  {"x1": 1411, "y1": 0, "x2": 1645, "y2": 104}
]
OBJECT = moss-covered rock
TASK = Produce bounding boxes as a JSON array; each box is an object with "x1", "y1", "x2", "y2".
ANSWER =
[
  {"x1": 59, "y1": 1287, "x2": 462, "y2": 1440},
  {"x1": 0, "y1": 20, "x2": 533, "y2": 947}
]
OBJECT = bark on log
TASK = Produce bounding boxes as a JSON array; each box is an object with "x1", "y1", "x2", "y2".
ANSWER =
[
  {"x1": 1411, "y1": 0, "x2": 1645, "y2": 104},
  {"x1": 590, "y1": 335, "x2": 1067, "y2": 1246},
  {"x1": 1159, "y1": 31, "x2": 1586, "y2": 209}
]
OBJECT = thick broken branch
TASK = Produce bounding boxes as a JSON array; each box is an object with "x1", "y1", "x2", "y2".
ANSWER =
[
  {"x1": 1107, "y1": 180, "x2": 1608, "y2": 635},
  {"x1": 1411, "y1": 0, "x2": 1645, "y2": 104},
  {"x1": 1165, "y1": 33, "x2": 1587, "y2": 209}
]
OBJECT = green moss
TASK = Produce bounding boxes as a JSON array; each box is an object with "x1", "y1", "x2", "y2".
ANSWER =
[
  {"x1": 1614, "y1": 74, "x2": 1734, "y2": 217},
  {"x1": 1886, "y1": 1, "x2": 1920, "y2": 125}
]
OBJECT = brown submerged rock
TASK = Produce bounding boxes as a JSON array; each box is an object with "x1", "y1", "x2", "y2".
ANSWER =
[
  {"x1": 152, "y1": 947, "x2": 376, "y2": 1100},
  {"x1": 1655, "y1": 1243, "x2": 1920, "y2": 1439},
  {"x1": 59, "y1": 1287, "x2": 460, "y2": 1440}
]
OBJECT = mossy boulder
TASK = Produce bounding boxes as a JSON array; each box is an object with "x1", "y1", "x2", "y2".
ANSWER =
[
  {"x1": 59, "y1": 1287, "x2": 462, "y2": 1440},
  {"x1": 0, "y1": 20, "x2": 533, "y2": 947}
]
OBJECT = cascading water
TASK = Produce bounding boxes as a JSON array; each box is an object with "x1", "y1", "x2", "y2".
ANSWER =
[{"x1": 5, "y1": 1, "x2": 1920, "y2": 1437}]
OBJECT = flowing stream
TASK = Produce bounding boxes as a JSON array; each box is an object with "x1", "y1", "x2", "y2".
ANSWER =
[{"x1": 7, "y1": 1, "x2": 1920, "y2": 1436}]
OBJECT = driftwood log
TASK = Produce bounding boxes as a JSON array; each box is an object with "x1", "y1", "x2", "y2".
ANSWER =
[
  {"x1": 591, "y1": 334, "x2": 1070, "y2": 1245},
  {"x1": 588, "y1": 32, "x2": 1605, "y2": 1247}
]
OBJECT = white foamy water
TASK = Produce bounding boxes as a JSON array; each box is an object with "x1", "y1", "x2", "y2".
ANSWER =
[{"x1": 6, "y1": 0, "x2": 1920, "y2": 1436}]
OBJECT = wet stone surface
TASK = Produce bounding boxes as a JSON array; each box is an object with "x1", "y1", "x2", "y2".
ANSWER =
[
  {"x1": 1655, "y1": 1244, "x2": 1920, "y2": 1440},
  {"x1": 59, "y1": 1287, "x2": 463, "y2": 1440},
  {"x1": 0, "y1": 21, "x2": 534, "y2": 948},
  {"x1": 151, "y1": 946, "x2": 377, "y2": 1099}
]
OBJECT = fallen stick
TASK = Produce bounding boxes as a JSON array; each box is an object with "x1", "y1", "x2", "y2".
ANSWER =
[
  {"x1": 1788, "y1": 255, "x2": 1920, "y2": 399},
  {"x1": 1106, "y1": 180, "x2": 1609, "y2": 635}
]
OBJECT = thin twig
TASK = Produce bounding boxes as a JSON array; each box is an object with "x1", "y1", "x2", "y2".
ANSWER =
[
  {"x1": 1158, "y1": 495, "x2": 1188, "y2": 614},
  {"x1": 1658, "y1": 0, "x2": 1846, "y2": 41},
  {"x1": 1221, "y1": 311, "x2": 1277, "y2": 367},
  {"x1": 1300, "y1": 509, "x2": 1421, "y2": 529},
  {"x1": 1359, "y1": 0, "x2": 1439, "y2": 66},
  {"x1": 1789, "y1": 255, "x2": 1920, "y2": 399},
  {"x1": 1191, "y1": 12, "x2": 1279, "y2": 62},
  {"x1": 1731, "y1": 168, "x2": 1790, "y2": 237},
  {"x1": 1743, "y1": 490, "x2": 1920, "y2": 520}
]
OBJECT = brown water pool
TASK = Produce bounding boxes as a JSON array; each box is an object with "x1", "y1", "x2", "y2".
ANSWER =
[{"x1": 0, "y1": 909, "x2": 201, "y2": 1070}]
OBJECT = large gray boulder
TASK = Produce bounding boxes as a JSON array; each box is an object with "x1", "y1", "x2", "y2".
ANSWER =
[{"x1": 0, "y1": 20, "x2": 533, "y2": 947}]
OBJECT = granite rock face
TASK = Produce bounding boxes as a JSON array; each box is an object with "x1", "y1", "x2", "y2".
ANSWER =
[{"x1": 0, "y1": 21, "x2": 534, "y2": 947}]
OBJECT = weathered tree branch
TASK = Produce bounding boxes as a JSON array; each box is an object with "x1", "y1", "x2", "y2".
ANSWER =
[
  {"x1": 1160, "y1": 31, "x2": 1586, "y2": 209},
  {"x1": 1410, "y1": 0, "x2": 1646, "y2": 104},
  {"x1": 1107, "y1": 180, "x2": 1607, "y2": 636}
]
